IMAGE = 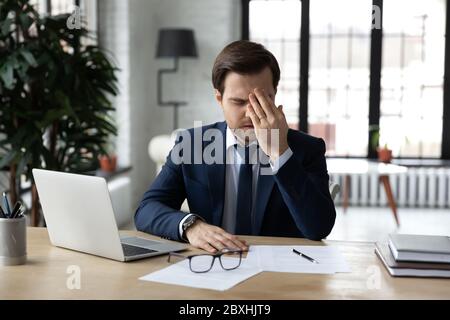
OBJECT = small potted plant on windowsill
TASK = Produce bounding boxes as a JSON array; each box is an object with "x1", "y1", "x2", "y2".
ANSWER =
[
  {"x1": 99, "y1": 140, "x2": 118, "y2": 173},
  {"x1": 377, "y1": 144, "x2": 393, "y2": 163},
  {"x1": 370, "y1": 125, "x2": 393, "y2": 163},
  {"x1": 99, "y1": 154, "x2": 117, "y2": 172}
]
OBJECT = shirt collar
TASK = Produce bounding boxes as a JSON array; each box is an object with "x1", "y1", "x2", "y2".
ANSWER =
[
  {"x1": 226, "y1": 126, "x2": 238, "y2": 151},
  {"x1": 226, "y1": 126, "x2": 258, "y2": 151}
]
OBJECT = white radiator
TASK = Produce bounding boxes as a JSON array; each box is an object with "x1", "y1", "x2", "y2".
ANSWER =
[{"x1": 329, "y1": 168, "x2": 450, "y2": 208}]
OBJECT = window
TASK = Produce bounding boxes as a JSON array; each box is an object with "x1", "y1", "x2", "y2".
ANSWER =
[
  {"x1": 30, "y1": 0, "x2": 97, "y2": 38},
  {"x1": 381, "y1": 0, "x2": 446, "y2": 158},
  {"x1": 309, "y1": 0, "x2": 372, "y2": 156},
  {"x1": 245, "y1": 0, "x2": 450, "y2": 159},
  {"x1": 249, "y1": 0, "x2": 301, "y2": 128},
  {"x1": 30, "y1": 0, "x2": 73, "y2": 14}
]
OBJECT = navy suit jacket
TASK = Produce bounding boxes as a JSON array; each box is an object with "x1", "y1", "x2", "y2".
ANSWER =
[{"x1": 135, "y1": 121, "x2": 336, "y2": 241}]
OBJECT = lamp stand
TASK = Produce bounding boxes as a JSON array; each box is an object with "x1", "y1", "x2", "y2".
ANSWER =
[
  {"x1": 173, "y1": 102, "x2": 183, "y2": 132},
  {"x1": 157, "y1": 57, "x2": 187, "y2": 130}
]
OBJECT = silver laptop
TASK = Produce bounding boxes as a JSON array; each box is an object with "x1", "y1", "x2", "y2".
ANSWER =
[{"x1": 32, "y1": 168, "x2": 187, "y2": 262}]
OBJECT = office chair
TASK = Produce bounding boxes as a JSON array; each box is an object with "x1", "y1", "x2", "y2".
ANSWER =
[{"x1": 329, "y1": 182, "x2": 340, "y2": 202}]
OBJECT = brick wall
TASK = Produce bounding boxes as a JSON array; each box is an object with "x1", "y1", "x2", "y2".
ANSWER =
[{"x1": 98, "y1": 0, "x2": 242, "y2": 207}]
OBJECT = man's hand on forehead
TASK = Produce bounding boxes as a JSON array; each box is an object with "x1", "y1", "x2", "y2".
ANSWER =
[{"x1": 247, "y1": 87, "x2": 289, "y2": 161}]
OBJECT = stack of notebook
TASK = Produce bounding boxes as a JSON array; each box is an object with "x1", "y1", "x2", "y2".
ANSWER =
[{"x1": 375, "y1": 234, "x2": 450, "y2": 278}]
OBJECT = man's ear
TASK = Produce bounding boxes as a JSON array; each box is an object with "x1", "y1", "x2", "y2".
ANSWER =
[{"x1": 214, "y1": 89, "x2": 223, "y2": 106}]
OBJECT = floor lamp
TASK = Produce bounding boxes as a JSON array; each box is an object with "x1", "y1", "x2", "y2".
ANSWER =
[{"x1": 156, "y1": 28, "x2": 198, "y2": 130}]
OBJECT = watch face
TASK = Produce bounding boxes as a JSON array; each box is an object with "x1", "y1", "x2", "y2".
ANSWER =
[{"x1": 184, "y1": 216, "x2": 195, "y2": 229}]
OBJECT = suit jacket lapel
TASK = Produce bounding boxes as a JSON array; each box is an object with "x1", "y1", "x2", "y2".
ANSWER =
[{"x1": 207, "y1": 122, "x2": 227, "y2": 226}]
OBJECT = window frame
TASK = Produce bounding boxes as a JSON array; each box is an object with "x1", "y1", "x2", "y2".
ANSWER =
[{"x1": 243, "y1": 0, "x2": 450, "y2": 160}]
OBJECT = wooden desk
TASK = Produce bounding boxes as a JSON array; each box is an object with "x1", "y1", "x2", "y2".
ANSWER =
[{"x1": 0, "y1": 228, "x2": 448, "y2": 299}]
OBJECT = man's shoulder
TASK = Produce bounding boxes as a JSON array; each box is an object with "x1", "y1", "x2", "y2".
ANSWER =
[
  {"x1": 177, "y1": 121, "x2": 226, "y2": 139},
  {"x1": 173, "y1": 121, "x2": 227, "y2": 150},
  {"x1": 288, "y1": 129, "x2": 325, "y2": 150}
]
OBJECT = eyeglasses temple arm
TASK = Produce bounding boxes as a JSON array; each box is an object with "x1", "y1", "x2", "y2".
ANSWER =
[{"x1": 167, "y1": 251, "x2": 188, "y2": 262}]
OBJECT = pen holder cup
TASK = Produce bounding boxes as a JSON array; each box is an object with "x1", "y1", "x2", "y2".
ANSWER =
[{"x1": 0, "y1": 216, "x2": 27, "y2": 266}]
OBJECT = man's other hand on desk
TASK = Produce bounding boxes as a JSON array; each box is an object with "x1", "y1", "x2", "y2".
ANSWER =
[{"x1": 185, "y1": 220, "x2": 249, "y2": 253}]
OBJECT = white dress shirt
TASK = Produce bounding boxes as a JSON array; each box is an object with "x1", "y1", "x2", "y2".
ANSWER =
[{"x1": 179, "y1": 126, "x2": 293, "y2": 238}]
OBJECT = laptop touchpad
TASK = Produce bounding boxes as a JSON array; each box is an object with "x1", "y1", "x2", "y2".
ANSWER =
[{"x1": 120, "y1": 236, "x2": 161, "y2": 248}]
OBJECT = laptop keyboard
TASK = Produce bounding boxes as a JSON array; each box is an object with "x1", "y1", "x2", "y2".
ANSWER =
[{"x1": 122, "y1": 243, "x2": 157, "y2": 257}]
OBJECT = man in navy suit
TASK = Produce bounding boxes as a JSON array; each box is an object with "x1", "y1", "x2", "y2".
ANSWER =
[{"x1": 135, "y1": 41, "x2": 336, "y2": 253}]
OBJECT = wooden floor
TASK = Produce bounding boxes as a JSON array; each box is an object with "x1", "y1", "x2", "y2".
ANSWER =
[{"x1": 328, "y1": 206, "x2": 450, "y2": 242}]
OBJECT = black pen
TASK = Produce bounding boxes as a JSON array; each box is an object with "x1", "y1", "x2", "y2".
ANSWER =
[
  {"x1": 11, "y1": 202, "x2": 22, "y2": 218},
  {"x1": 14, "y1": 207, "x2": 25, "y2": 219},
  {"x1": 292, "y1": 248, "x2": 319, "y2": 264},
  {"x1": 15, "y1": 208, "x2": 25, "y2": 219}
]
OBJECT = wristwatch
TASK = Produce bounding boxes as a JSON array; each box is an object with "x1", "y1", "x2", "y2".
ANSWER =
[{"x1": 182, "y1": 215, "x2": 201, "y2": 241}]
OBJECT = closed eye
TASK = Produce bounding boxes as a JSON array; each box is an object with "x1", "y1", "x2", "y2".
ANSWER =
[{"x1": 229, "y1": 99, "x2": 248, "y2": 106}]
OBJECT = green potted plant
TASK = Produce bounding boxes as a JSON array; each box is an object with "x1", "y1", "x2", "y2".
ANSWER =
[
  {"x1": 369, "y1": 125, "x2": 392, "y2": 163},
  {"x1": 0, "y1": 0, "x2": 118, "y2": 225}
]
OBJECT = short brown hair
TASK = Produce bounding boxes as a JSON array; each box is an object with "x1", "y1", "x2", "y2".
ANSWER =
[{"x1": 212, "y1": 40, "x2": 280, "y2": 95}]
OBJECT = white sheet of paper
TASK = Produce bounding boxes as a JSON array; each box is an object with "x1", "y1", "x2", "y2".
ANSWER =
[
  {"x1": 244, "y1": 245, "x2": 351, "y2": 274},
  {"x1": 139, "y1": 257, "x2": 262, "y2": 291}
]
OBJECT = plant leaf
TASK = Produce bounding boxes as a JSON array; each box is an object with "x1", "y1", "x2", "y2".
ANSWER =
[
  {"x1": 1, "y1": 18, "x2": 12, "y2": 36},
  {"x1": 0, "y1": 62, "x2": 14, "y2": 89},
  {"x1": 0, "y1": 149, "x2": 17, "y2": 169},
  {"x1": 20, "y1": 50, "x2": 38, "y2": 67}
]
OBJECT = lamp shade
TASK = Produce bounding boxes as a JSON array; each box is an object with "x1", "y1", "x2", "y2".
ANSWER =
[{"x1": 156, "y1": 28, "x2": 198, "y2": 58}]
